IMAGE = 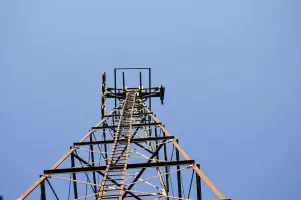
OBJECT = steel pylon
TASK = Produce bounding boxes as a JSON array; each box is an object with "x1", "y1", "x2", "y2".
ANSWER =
[{"x1": 18, "y1": 68, "x2": 230, "y2": 200}]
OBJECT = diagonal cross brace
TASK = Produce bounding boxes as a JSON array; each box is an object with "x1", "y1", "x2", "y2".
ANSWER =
[
  {"x1": 72, "y1": 153, "x2": 142, "y2": 200},
  {"x1": 122, "y1": 140, "x2": 166, "y2": 198}
]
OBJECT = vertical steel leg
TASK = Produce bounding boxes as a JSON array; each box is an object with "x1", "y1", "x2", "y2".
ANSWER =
[
  {"x1": 90, "y1": 135, "x2": 97, "y2": 195},
  {"x1": 101, "y1": 72, "x2": 106, "y2": 120},
  {"x1": 123, "y1": 72, "x2": 125, "y2": 90},
  {"x1": 155, "y1": 127, "x2": 159, "y2": 160},
  {"x1": 114, "y1": 68, "x2": 117, "y2": 108},
  {"x1": 71, "y1": 148, "x2": 78, "y2": 199},
  {"x1": 40, "y1": 175, "x2": 46, "y2": 200},
  {"x1": 163, "y1": 135, "x2": 170, "y2": 199},
  {"x1": 103, "y1": 131, "x2": 108, "y2": 165},
  {"x1": 149, "y1": 68, "x2": 151, "y2": 111},
  {"x1": 176, "y1": 139, "x2": 182, "y2": 198},
  {"x1": 196, "y1": 164, "x2": 202, "y2": 200},
  {"x1": 139, "y1": 71, "x2": 142, "y2": 90}
]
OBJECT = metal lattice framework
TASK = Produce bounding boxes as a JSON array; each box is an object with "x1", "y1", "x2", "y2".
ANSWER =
[{"x1": 18, "y1": 68, "x2": 230, "y2": 200}]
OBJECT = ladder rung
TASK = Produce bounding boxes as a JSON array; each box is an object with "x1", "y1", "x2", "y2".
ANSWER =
[
  {"x1": 103, "y1": 189, "x2": 120, "y2": 191},
  {"x1": 107, "y1": 174, "x2": 123, "y2": 176},
  {"x1": 107, "y1": 170, "x2": 124, "y2": 173},
  {"x1": 104, "y1": 184, "x2": 122, "y2": 186}
]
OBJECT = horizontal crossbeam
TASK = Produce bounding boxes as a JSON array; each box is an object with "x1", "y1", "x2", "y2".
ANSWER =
[
  {"x1": 92, "y1": 122, "x2": 162, "y2": 129},
  {"x1": 104, "y1": 112, "x2": 153, "y2": 117},
  {"x1": 44, "y1": 160, "x2": 194, "y2": 174},
  {"x1": 106, "y1": 93, "x2": 161, "y2": 99},
  {"x1": 96, "y1": 193, "x2": 164, "y2": 199},
  {"x1": 107, "y1": 87, "x2": 159, "y2": 91},
  {"x1": 74, "y1": 136, "x2": 174, "y2": 146},
  {"x1": 114, "y1": 105, "x2": 147, "y2": 109}
]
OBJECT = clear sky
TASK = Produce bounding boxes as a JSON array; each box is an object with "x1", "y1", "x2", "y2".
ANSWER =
[{"x1": 0, "y1": 0, "x2": 301, "y2": 199}]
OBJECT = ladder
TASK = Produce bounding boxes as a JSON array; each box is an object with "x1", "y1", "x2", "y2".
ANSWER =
[{"x1": 98, "y1": 90, "x2": 137, "y2": 200}]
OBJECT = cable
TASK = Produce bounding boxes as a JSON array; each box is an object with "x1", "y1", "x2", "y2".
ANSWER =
[
  {"x1": 68, "y1": 174, "x2": 71, "y2": 200},
  {"x1": 85, "y1": 150, "x2": 91, "y2": 200},
  {"x1": 46, "y1": 179, "x2": 59, "y2": 200},
  {"x1": 181, "y1": 172, "x2": 185, "y2": 198},
  {"x1": 188, "y1": 170, "x2": 195, "y2": 198},
  {"x1": 170, "y1": 144, "x2": 175, "y2": 160},
  {"x1": 74, "y1": 151, "x2": 96, "y2": 193},
  {"x1": 169, "y1": 168, "x2": 174, "y2": 197}
]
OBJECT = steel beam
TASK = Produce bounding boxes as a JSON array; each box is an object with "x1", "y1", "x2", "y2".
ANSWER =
[
  {"x1": 91, "y1": 122, "x2": 161, "y2": 130},
  {"x1": 164, "y1": 140, "x2": 170, "y2": 197},
  {"x1": 176, "y1": 140, "x2": 183, "y2": 199},
  {"x1": 107, "y1": 87, "x2": 159, "y2": 91},
  {"x1": 70, "y1": 148, "x2": 78, "y2": 199},
  {"x1": 39, "y1": 176, "x2": 46, "y2": 200},
  {"x1": 74, "y1": 136, "x2": 174, "y2": 146},
  {"x1": 89, "y1": 135, "x2": 97, "y2": 195},
  {"x1": 44, "y1": 160, "x2": 194, "y2": 174},
  {"x1": 196, "y1": 164, "x2": 202, "y2": 200},
  {"x1": 104, "y1": 112, "x2": 153, "y2": 117}
]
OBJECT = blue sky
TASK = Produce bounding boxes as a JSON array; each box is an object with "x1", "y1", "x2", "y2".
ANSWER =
[{"x1": 0, "y1": 0, "x2": 301, "y2": 199}]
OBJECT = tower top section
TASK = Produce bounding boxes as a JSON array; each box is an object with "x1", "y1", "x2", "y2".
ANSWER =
[{"x1": 102, "y1": 68, "x2": 165, "y2": 115}]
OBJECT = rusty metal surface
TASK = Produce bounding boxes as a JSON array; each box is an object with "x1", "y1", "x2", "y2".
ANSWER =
[{"x1": 18, "y1": 68, "x2": 229, "y2": 200}]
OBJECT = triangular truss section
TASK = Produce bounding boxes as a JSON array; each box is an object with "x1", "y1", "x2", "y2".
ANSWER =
[{"x1": 18, "y1": 68, "x2": 230, "y2": 200}]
